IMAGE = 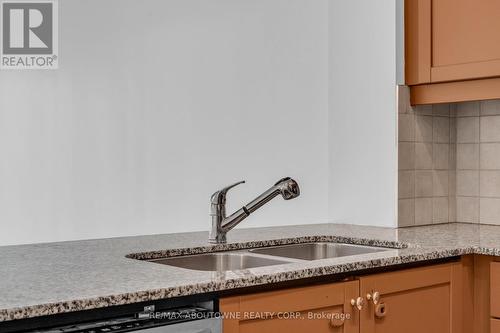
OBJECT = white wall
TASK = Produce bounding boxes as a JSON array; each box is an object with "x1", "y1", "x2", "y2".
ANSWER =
[
  {"x1": 0, "y1": 0, "x2": 330, "y2": 245},
  {"x1": 328, "y1": 0, "x2": 398, "y2": 227},
  {"x1": 0, "y1": 0, "x2": 399, "y2": 246}
]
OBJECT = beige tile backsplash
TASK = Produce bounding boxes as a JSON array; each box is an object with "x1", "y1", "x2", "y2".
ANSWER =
[
  {"x1": 415, "y1": 198, "x2": 433, "y2": 225},
  {"x1": 456, "y1": 170, "x2": 479, "y2": 197},
  {"x1": 480, "y1": 143, "x2": 500, "y2": 169},
  {"x1": 480, "y1": 171, "x2": 500, "y2": 197},
  {"x1": 433, "y1": 144, "x2": 449, "y2": 169},
  {"x1": 480, "y1": 198, "x2": 500, "y2": 224},
  {"x1": 457, "y1": 144, "x2": 479, "y2": 170},
  {"x1": 415, "y1": 170, "x2": 433, "y2": 197},
  {"x1": 456, "y1": 101, "x2": 480, "y2": 116},
  {"x1": 415, "y1": 143, "x2": 433, "y2": 169},
  {"x1": 457, "y1": 117, "x2": 479, "y2": 143},
  {"x1": 456, "y1": 197, "x2": 479, "y2": 223},
  {"x1": 398, "y1": 86, "x2": 456, "y2": 227},
  {"x1": 433, "y1": 197, "x2": 449, "y2": 223},
  {"x1": 415, "y1": 116, "x2": 433, "y2": 142},
  {"x1": 398, "y1": 86, "x2": 500, "y2": 227},
  {"x1": 481, "y1": 116, "x2": 500, "y2": 142}
]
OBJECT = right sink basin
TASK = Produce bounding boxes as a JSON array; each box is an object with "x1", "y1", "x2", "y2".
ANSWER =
[{"x1": 249, "y1": 242, "x2": 391, "y2": 261}]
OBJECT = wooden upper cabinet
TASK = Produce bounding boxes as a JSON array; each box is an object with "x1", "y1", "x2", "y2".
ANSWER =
[
  {"x1": 406, "y1": 0, "x2": 500, "y2": 84},
  {"x1": 358, "y1": 263, "x2": 467, "y2": 333},
  {"x1": 432, "y1": 0, "x2": 500, "y2": 83},
  {"x1": 405, "y1": 0, "x2": 500, "y2": 104},
  {"x1": 405, "y1": 0, "x2": 432, "y2": 85},
  {"x1": 220, "y1": 280, "x2": 359, "y2": 333}
]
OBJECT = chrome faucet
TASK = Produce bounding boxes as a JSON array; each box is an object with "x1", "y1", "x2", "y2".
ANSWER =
[{"x1": 209, "y1": 177, "x2": 300, "y2": 244}]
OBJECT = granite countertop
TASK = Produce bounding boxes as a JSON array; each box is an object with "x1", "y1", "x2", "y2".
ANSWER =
[{"x1": 0, "y1": 222, "x2": 499, "y2": 322}]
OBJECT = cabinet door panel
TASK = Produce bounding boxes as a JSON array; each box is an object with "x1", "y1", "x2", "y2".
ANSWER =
[
  {"x1": 372, "y1": 284, "x2": 450, "y2": 333},
  {"x1": 406, "y1": 0, "x2": 500, "y2": 92},
  {"x1": 431, "y1": 0, "x2": 500, "y2": 82},
  {"x1": 360, "y1": 263, "x2": 464, "y2": 333},
  {"x1": 432, "y1": 0, "x2": 500, "y2": 67},
  {"x1": 220, "y1": 280, "x2": 359, "y2": 333}
]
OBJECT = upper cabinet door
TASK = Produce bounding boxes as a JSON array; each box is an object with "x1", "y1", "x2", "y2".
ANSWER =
[
  {"x1": 432, "y1": 0, "x2": 500, "y2": 82},
  {"x1": 406, "y1": 0, "x2": 500, "y2": 84}
]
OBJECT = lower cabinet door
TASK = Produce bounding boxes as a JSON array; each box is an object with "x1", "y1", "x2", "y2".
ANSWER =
[
  {"x1": 220, "y1": 280, "x2": 359, "y2": 333},
  {"x1": 359, "y1": 263, "x2": 464, "y2": 333},
  {"x1": 491, "y1": 262, "x2": 500, "y2": 318}
]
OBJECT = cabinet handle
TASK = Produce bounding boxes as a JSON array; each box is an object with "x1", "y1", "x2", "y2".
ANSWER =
[
  {"x1": 330, "y1": 315, "x2": 345, "y2": 328},
  {"x1": 350, "y1": 297, "x2": 365, "y2": 311},
  {"x1": 375, "y1": 302, "x2": 387, "y2": 318},
  {"x1": 366, "y1": 291, "x2": 380, "y2": 305}
]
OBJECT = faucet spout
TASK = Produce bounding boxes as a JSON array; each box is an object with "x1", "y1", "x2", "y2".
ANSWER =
[{"x1": 209, "y1": 177, "x2": 300, "y2": 244}]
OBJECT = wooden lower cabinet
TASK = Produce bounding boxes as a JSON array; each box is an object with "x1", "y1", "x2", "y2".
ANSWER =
[
  {"x1": 491, "y1": 262, "x2": 500, "y2": 318},
  {"x1": 220, "y1": 280, "x2": 359, "y2": 333},
  {"x1": 220, "y1": 262, "x2": 468, "y2": 333},
  {"x1": 473, "y1": 256, "x2": 500, "y2": 333},
  {"x1": 359, "y1": 262, "x2": 466, "y2": 333}
]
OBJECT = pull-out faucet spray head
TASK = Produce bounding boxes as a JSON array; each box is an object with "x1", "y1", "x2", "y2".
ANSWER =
[
  {"x1": 274, "y1": 177, "x2": 300, "y2": 200},
  {"x1": 209, "y1": 177, "x2": 300, "y2": 244}
]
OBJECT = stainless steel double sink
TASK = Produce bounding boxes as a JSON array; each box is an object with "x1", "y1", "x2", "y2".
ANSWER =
[{"x1": 147, "y1": 243, "x2": 392, "y2": 272}]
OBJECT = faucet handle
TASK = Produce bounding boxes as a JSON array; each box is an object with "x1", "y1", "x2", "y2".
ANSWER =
[{"x1": 211, "y1": 181, "x2": 245, "y2": 205}]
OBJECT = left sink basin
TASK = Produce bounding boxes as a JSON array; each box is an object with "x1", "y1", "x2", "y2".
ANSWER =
[{"x1": 148, "y1": 252, "x2": 292, "y2": 271}]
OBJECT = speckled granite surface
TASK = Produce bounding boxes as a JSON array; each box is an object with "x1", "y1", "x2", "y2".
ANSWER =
[{"x1": 0, "y1": 222, "x2": 499, "y2": 322}]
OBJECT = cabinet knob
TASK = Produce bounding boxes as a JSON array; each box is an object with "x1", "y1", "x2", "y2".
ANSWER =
[
  {"x1": 366, "y1": 291, "x2": 380, "y2": 305},
  {"x1": 330, "y1": 315, "x2": 345, "y2": 328},
  {"x1": 375, "y1": 302, "x2": 387, "y2": 318},
  {"x1": 350, "y1": 296, "x2": 365, "y2": 311}
]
